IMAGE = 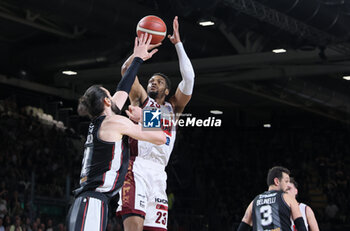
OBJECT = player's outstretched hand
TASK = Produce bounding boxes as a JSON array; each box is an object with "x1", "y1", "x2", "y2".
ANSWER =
[
  {"x1": 126, "y1": 105, "x2": 142, "y2": 123},
  {"x1": 133, "y1": 33, "x2": 161, "y2": 61},
  {"x1": 168, "y1": 16, "x2": 181, "y2": 45},
  {"x1": 148, "y1": 42, "x2": 162, "y2": 52}
]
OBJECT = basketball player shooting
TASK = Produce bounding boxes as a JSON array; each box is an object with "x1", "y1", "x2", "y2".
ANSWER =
[{"x1": 116, "y1": 16, "x2": 195, "y2": 231}]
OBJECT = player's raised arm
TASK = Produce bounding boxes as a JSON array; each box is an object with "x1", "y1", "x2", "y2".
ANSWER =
[
  {"x1": 237, "y1": 201, "x2": 253, "y2": 231},
  {"x1": 102, "y1": 113, "x2": 166, "y2": 145},
  {"x1": 306, "y1": 206, "x2": 320, "y2": 231},
  {"x1": 120, "y1": 115, "x2": 166, "y2": 145},
  {"x1": 168, "y1": 16, "x2": 195, "y2": 116},
  {"x1": 112, "y1": 33, "x2": 159, "y2": 110},
  {"x1": 120, "y1": 44, "x2": 161, "y2": 107},
  {"x1": 283, "y1": 193, "x2": 308, "y2": 231}
]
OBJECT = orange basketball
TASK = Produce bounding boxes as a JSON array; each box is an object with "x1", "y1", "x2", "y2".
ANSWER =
[{"x1": 136, "y1": 15, "x2": 167, "y2": 44}]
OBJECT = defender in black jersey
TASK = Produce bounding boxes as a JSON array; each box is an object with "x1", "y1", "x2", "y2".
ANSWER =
[
  {"x1": 66, "y1": 34, "x2": 166, "y2": 231},
  {"x1": 237, "y1": 166, "x2": 307, "y2": 231}
]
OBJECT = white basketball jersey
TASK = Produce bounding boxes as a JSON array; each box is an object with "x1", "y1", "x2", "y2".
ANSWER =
[
  {"x1": 138, "y1": 97, "x2": 176, "y2": 166},
  {"x1": 291, "y1": 203, "x2": 308, "y2": 231}
]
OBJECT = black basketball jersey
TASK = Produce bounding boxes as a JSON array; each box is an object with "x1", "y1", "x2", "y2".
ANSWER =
[
  {"x1": 74, "y1": 116, "x2": 129, "y2": 198},
  {"x1": 252, "y1": 190, "x2": 291, "y2": 231}
]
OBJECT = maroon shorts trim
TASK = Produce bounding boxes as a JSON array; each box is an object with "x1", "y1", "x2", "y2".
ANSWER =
[
  {"x1": 116, "y1": 207, "x2": 146, "y2": 217},
  {"x1": 143, "y1": 225, "x2": 167, "y2": 231}
]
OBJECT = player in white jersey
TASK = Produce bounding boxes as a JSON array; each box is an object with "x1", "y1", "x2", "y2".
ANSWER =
[
  {"x1": 287, "y1": 177, "x2": 320, "y2": 231},
  {"x1": 116, "y1": 16, "x2": 195, "y2": 231}
]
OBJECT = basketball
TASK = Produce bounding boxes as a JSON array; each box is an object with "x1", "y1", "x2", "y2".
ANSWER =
[{"x1": 136, "y1": 15, "x2": 167, "y2": 44}]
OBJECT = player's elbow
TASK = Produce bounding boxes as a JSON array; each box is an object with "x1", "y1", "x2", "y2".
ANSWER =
[
  {"x1": 180, "y1": 68, "x2": 195, "y2": 80},
  {"x1": 154, "y1": 133, "x2": 167, "y2": 145},
  {"x1": 242, "y1": 216, "x2": 250, "y2": 224},
  {"x1": 121, "y1": 64, "x2": 128, "y2": 75}
]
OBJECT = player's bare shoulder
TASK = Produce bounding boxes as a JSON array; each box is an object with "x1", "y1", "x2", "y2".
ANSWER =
[
  {"x1": 102, "y1": 114, "x2": 131, "y2": 128},
  {"x1": 99, "y1": 115, "x2": 129, "y2": 142}
]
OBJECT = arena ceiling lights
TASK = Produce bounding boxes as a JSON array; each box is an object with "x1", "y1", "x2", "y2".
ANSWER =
[
  {"x1": 62, "y1": 70, "x2": 77, "y2": 76},
  {"x1": 272, "y1": 49, "x2": 287, "y2": 53},
  {"x1": 210, "y1": 110, "x2": 223, "y2": 115},
  {"x1": 199, "y1": 20, "x2": 215, "y2": 26}
]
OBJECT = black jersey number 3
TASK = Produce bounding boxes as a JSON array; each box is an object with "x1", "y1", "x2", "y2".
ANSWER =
[{"x1": 260, "y1": 205, "x2": 273, "y2": 226}]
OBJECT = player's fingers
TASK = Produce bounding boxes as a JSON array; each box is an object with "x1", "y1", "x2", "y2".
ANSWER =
[
  {"x1": 146, "y1": 34, "x2": 152, "y2": 46},
  {"x1": 175, "y1": 16, "x2": 179, "y2": 29},
  {"x1": 144, "y1": 33, "x2": 149, "y2": 44},
  {"x1": 149, "y1": 43, "x2": 162, "y2": 50},
  {"x1": 149, "y1": 49, "x2": 158, "y2": 56},
  {"x1": 125, "y1": 110, "x2": 132, "y2": 117},
  {"x1": 130, "y1": 106, "x2": 140, "y2": 115},
  {"x1": 144, "y1": 33, "x2": 150, "y2": 44},
  {"x1": 139, "y1": 33, "x2": 144, "y2": 44},
  {"x1": 134, "y1": 37, "x2": 138, "y2": 49}
]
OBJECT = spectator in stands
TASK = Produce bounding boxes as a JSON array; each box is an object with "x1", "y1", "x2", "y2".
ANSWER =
[
  {"x1": 9, "y1": 215, "x2": 22, "y2": 231},
  {"x1": 46, "y1": 219, "x2": 53, "y2": 231},
  {"x1": 0, "y1": 198, "x2": 7, "y2": 220},
  {"x1": 23, "y1": 217, "x2": 32, "y2": 231},
  {"x1": 56, "y1": 223, "x2": 65, "y2": 231},
  {"x1": 325, "y1": 199, "x2": 339, "y2": 223},
  {"x1": 0, "y1": 217, "x2": 4, "y2": 231},
  {"x1": 3, "y1": 215, "x2": 11, "y2": 230},
  {"x1": 9, "y1": 191, "x2": 22, "y2": 217},
  {"x1": 39, "y1": 223, "x2": 45, "y2": 231},
  {"x1": 32, "y1": 221, "x2": 38, "y2": 231}
]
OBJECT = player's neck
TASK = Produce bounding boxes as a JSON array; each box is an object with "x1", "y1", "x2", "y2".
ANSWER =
[
  {"x1": 102, "y1": 108, "x2": 112, "y2": 116},
  {"x1": 268, "y1": 185, "x2": 280, "y2": 191},
  {"x1": 155, "y1": 97, "x2": 166, "y2": 105}
]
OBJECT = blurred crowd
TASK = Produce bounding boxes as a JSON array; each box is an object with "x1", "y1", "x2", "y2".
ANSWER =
[
  {"x1": 0, "y1": 99, "x2": 83, "y2": 198},
  {"x1": 0, "y1": 98, "x2": 349, "y2": 231},
  {"x1": 0, "y1": 98, "x2": 82, "y2": 230}
]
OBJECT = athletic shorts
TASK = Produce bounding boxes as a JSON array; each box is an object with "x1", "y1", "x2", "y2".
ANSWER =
[
  {"x1": 116, "y1": 157, "x2": 168, "y2": 230},
  {"x1": 67, "y1": 191, "x2": 109, "y2": 231}
]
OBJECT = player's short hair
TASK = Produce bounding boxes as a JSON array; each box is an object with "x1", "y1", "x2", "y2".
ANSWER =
[
  {"x1": 290, "y1": 177, "x2": 298, "y2": 188},
  {"x1": 266, "y1": 166, "x2": 290, "y2": 186},
  {"x1": 78, "y1": 85, "x2": 108, "y2": 119},
  {"x1": 152, "y1": 72, "x2": 171, "y2": 91}
]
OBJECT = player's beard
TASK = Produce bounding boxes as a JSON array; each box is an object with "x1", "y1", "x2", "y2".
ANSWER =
[
  {"x1": 148, "y1": 91, "x2": 158, "y2": 99},
  {"x1": 111, "y1": 101, "x2": 121, "y2": 115}
]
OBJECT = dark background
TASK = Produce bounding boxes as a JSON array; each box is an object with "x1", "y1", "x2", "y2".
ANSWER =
[{"x1": 0, "y1": 0, "x2": 349, "y2": 230}]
